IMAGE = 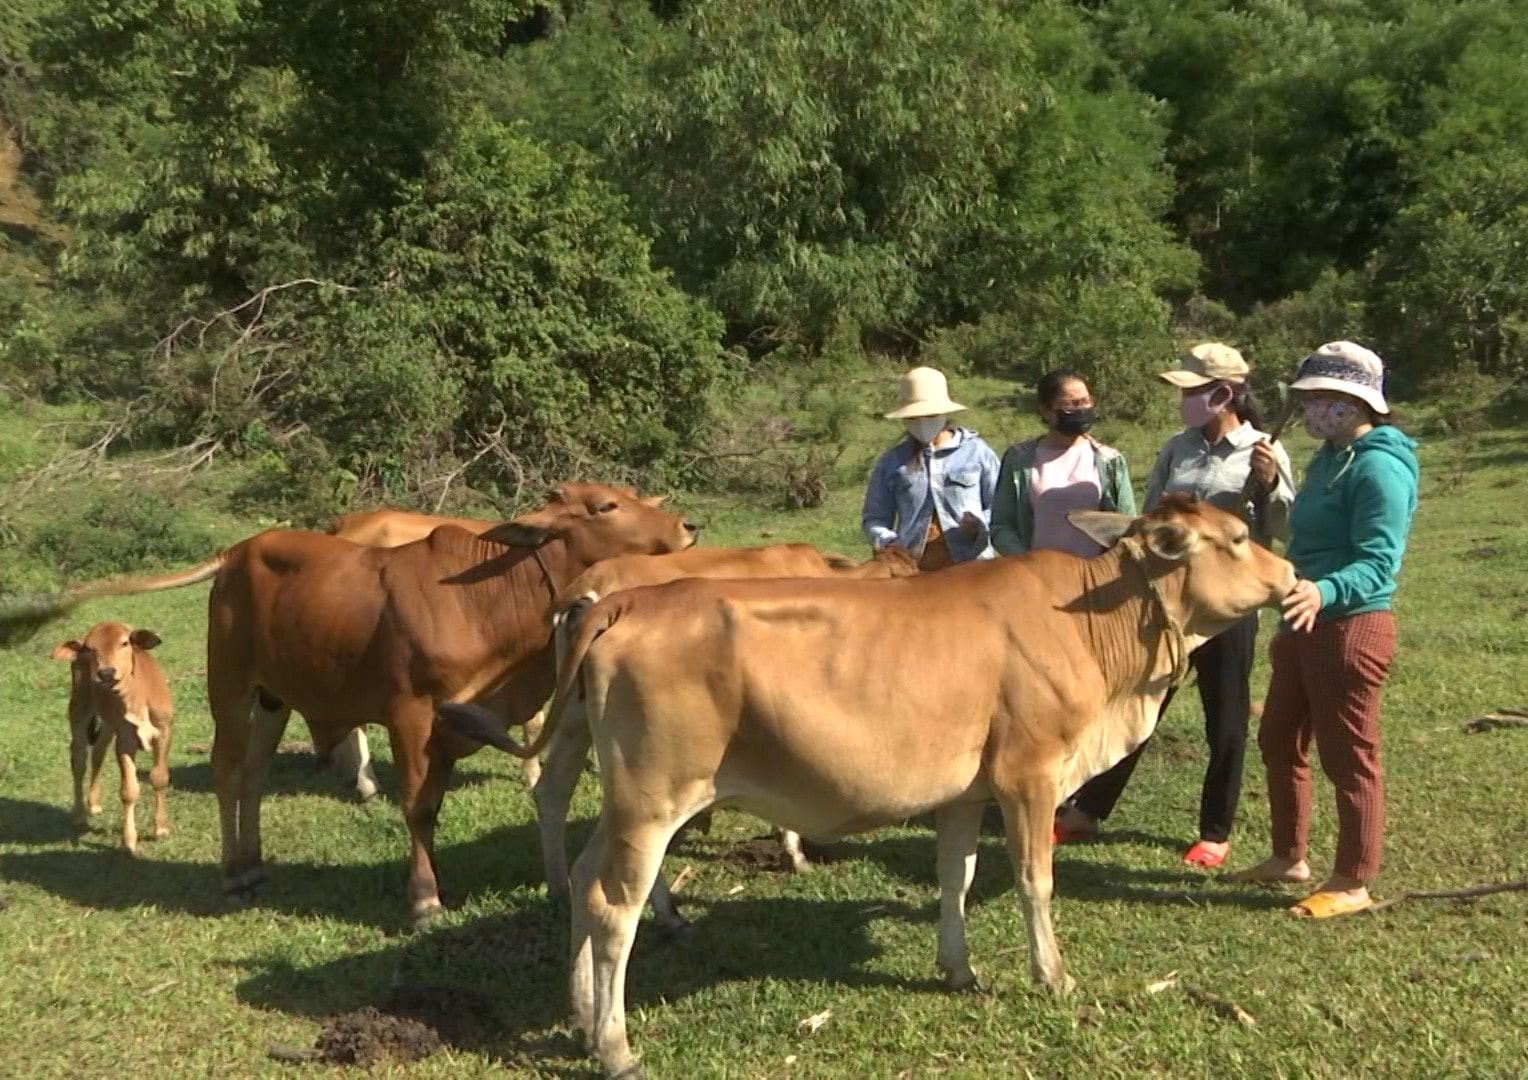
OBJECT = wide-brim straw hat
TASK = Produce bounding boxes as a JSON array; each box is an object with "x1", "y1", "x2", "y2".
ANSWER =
[
  {"x1": 884, "y1": 366, "x2": 967, "y2": 419},
  {"x1": 1159, "y1": 342, "x2": 1250, "y2": 388},
  {"x1": 1290, "y1": 341, "x2": 1390, "y2": 415}
]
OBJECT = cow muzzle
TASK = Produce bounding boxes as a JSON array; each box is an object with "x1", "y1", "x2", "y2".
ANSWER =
[{"x1": 95, "y1": 668, "x2": 118, "y2": 690}]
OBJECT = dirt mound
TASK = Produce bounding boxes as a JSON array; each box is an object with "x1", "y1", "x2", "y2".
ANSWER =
[
  {"x1": 315, "y1": 1006, "x2": 442, "y2": 1067},
  {"x1": 270, "y1": 982, "x2": 497, "y2": 1068}
]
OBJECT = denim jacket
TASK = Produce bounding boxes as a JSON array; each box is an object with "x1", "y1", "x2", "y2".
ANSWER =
[{"x1": 861, "y1": 427, "x2": 1001, "y2": 563}]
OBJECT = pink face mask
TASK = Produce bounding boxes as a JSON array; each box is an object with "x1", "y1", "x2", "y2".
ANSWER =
[{"x1": 1180, "y1": 384, "x2": 1232, "y2": 428}]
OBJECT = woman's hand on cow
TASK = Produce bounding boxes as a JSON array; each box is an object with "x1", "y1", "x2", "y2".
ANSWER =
[
  {"x1": 1282, "y1": 579, "x2": 1324, "y2": 632},
  {"x1": 1250, "y1": 440, "x2": 1278, "y2": 492}
]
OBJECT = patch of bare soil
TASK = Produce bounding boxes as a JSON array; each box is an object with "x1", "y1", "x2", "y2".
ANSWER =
[{"x1": 271, "y1": 983, "x2": 497, "y2": 1068}]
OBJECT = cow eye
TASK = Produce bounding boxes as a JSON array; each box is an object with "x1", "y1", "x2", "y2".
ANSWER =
[
  {"x1": 1233, "y1": 532, "x2": 1249, "y2": 545},
  {"x1": 596, "y1": 501, "x2": 619, "y2": 514}
]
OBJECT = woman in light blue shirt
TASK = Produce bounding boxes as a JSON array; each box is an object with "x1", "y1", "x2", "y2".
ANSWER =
[
  {"x1": 1055, "y1": 343, "x2": 1292, "y2": 868},
  {"x1": 861, "y1": 366, "x2": 999, "y2": 570}
]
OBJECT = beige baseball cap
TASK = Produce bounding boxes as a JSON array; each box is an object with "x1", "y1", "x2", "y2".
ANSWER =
[
  {"x1": 883, "y1": 366, "x2": 967, "y2": 419},
  {"x1": 1159, "y1": 342, "x2": 1250, "y2": 389}
]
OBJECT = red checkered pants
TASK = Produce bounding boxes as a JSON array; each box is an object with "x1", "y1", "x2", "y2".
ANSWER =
[{"x1": 1258, "y1": 611, "x2": 1396, "y2": 882}]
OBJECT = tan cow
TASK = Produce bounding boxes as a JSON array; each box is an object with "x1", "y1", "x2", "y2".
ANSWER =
[
  {"x1": 10, "y1": 483, "x2": 697, "y2": 927},
  {"x1": 519, "y1": 543, "x2": 920, "y2": 925},
  {"x1": 51, "y1": 621, "x2": 174, "y2": 855},
  {"x1": 447, "y1": 494, "x2": 1295, "y2": 1077}
]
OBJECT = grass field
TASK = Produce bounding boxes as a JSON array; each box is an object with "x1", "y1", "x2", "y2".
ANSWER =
[{"x1": 1, "y1": 377, "x2": 1526, "y2": 1078}]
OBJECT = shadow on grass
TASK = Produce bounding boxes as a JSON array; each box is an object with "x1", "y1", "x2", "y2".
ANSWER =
[
  {"x1": 0, "y1": 816, "x2": 555, "y2": 929},
  {"x1": 232, "y1": 893, "x2": 931, "y2": 1075},
  {"x1": 168, "y1": 750, "x2": 500, "y2": 804},
  {"x1": 841, "y1": 833, "x2": 1295, "y2": 913},
  {"x1": 0, "y1": 794, "x2": 80, "y2": 846}
]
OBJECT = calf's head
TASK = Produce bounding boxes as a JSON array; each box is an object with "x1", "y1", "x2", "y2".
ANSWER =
[
  {"x1": 479, "y1": 482, "x2": 699, "y2": 565},
  {"x1": 52, "y1": 621, "x2": 162, "y2": 692},
  {"x1": 1070, "y1": 494, "x2": 1296, "y2": 638}
]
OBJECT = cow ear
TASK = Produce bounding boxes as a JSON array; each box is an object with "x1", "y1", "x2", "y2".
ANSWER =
[
  {"x1": 639, "y1": 495, "x2": 667, "y2": 508},
  {"x1": 480, "y1": 521, "x2": 552, "y2": 548},
  {"x1": 544, "y1": 485, "x2": 569, "y2": 504},
  {"x1": 52, "y1": 640, "x2": 83, "y2": 662},
  {"x1": 1142, "y1": 521, "x2": 1199, "y2": 562},
  {"x1": 1065, "y1": 510, "x2": 1136, "y2": 551},
  {"x1": 130, "y1": 629, "x2": 162, "y2": 651}
]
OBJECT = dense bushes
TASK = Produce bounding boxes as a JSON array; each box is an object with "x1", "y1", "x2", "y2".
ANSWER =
[{"x1": 3, "y1": 0, "x2": 1528, "y2": 512}]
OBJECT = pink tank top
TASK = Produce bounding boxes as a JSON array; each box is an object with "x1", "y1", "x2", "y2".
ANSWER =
[{"x1": 1028, "y1": 440, "x2": 1106, "y2": 558}]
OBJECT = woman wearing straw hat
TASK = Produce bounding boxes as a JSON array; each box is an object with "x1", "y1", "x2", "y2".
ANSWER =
[
  {"x1": 861, "y1": 366, "x2": 1000, "y2": 571},
  {"x1": 1052, "y1": 343, "x2": 1295, "y2": 867},
  {"x1": 1229, "y1": 342, "x2": 1420, "y2": 919}
]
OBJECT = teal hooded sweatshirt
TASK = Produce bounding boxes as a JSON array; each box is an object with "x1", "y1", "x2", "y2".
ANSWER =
[{"x1": 1285, "y1": 424, "x2": 1420, "y2": 625}]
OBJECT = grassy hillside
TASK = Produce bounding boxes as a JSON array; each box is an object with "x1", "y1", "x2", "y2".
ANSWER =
[{"x1": 1, "y1": 385, "x2": 1525, "y2": 1077}]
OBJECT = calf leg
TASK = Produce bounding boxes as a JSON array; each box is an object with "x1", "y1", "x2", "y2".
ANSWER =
[
  {"x1": 934, "y1": 801, "x2": 986, "y2": 992},
  {"x1": 780, "y1": 829, "x2": 813, "y2": 875},
  {"x1": 998, "y1": 781, "x2": 1073, "y2": 994},
  {"x1": 115, "y1": 739, "x2": 142, "y2": 856},
  {"x1": 148, "y1": 711, "x2": 173, "y2": 840},
  {"x1": 87, "y1": 722, "x2": 112, "y2": 818},
  {"x1": 68, "y1": 709, "x2": 95, "y2": 828}
]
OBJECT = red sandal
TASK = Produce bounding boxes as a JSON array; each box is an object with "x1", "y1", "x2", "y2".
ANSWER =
[{"x1": 1182, "y1": 841, "x2": 1230, "y2": 869}]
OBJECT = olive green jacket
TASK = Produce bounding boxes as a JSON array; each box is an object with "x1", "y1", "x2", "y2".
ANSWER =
[{"x1": 990, "y1": 437, "x2": 1137, "y2": 556}]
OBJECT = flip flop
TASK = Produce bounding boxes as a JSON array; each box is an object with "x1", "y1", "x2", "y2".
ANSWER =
[
  {"x1": 1289, "y1": 890, "x2": 1372, "y2": 919},
  {"x1": 1181, "y1": 841, "x2": 1229, "y2": 869}
]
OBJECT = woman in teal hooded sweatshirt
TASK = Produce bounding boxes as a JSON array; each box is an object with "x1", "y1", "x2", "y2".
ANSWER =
[{"x1": 1230, "y1": 342, "x2": 1420, "y2": 920}]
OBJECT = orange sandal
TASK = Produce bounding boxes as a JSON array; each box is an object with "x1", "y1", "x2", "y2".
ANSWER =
[{"x1": 1289, "y1": 890, "x2": 1372, "y2": 919}]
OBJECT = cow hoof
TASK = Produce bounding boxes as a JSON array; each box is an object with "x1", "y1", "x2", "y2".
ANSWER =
[
  {"x1": 121, "y1": 845, "x2": 140, "y2": 859},
  {"x1": 153, "y1": 827, "x2": 171, "y2": 840},
  {"x1": 607, "y1": 1064, "x2": 645, "y2": 1080},
  {"x1": 657, "y1": 918, "x2": 694, "y2": 944},
  {"x1": 410, "y1": 898, "x2": 444, "y2": 932},
  {"x1": 947, "y1": 976, "x2": 990, "y2": 996}
]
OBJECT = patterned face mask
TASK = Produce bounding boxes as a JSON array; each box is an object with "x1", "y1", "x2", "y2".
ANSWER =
[{"x1": 1302, "y1": 399, "x2": 1358, "y2": 441}]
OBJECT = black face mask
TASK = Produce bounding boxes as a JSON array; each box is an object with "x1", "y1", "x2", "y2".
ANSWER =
[{"x1": 1053, "y1": 407, "x2": 1096, "y2": 435}]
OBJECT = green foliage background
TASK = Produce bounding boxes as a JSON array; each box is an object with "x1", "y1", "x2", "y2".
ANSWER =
[{"x1": 3, "y1": 0, "x2": 1527, "y2": 512}]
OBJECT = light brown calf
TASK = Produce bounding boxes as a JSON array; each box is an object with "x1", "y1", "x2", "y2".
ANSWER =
[{"x1": 51, "y1": 622, "x2": 174, "y2": 855}]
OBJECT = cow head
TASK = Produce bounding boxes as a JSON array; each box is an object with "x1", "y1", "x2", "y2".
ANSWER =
[
  {"x1": 862, "y1": 545, "x2": 921, "y2": 578},
  {"x1": 479, "y1": 482, "x2": 700, "y2": 564},
  {"x1": 52, "y1": 621, "x2": 162, "y2": 692},
  {"x1": 1068, "y1": 494, "x2": 1295, "y2": 638}
]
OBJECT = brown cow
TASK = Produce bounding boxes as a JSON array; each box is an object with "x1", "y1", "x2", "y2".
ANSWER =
[
  {"x1": 449, "y1": 495, "x2": 1295, "y2": 1077},
  {"x1": 320, "y1": 508, "x2": 498, "y2": 799},
  {"x1": 26, "y1": 483, "x2": 697, "y2": 927},
  {"x1": 521, "y1": 543, "x2": 920, "y2": 924},
  {"x1": 51, "y1": 621, "x2": 175, "y2": 855}
]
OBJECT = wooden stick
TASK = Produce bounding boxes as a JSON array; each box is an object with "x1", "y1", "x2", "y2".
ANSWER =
[{"x1": 1367, "y1": 879, "x2": 1527, "y2": 914}]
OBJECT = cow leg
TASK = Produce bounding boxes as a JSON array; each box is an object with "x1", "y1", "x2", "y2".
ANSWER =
[
  {"x1": 329, "y1": 727, "x2": 380, "y2": 802},
  {"x1": 780, "y1": 829, "x2": 813, "y2": 875},
  {"x1": 534, "y1": 701, "x2": 594, "y2": 912},
  {"x1": 114, "y1": 736, "x2": 142, "y2": 857},
  {"x1": 387, "y1": 710, "x2": 453, "y2": 929},
  {"x1": 999, "y1": 782, "x2": 1073, "y2": 995},
  {"x1": 212, "y1": 693, "x2": 289, "y2": 895},
  {"x1": 934, "y1": 801, "x2": 986, "y2": 992},
  {"x1": 571, "y1": 813, "x2": 678, "y2": 1079},
  {"x1": 521, "y1": 708, "x2": 545, "y2": 789},
  {"x1": 149, "y1": 712, "x2": 173, "y2": 840}
]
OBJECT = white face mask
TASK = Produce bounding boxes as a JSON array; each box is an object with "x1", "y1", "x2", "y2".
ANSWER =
[{"x1": 904, "y1": 416, "x2": 948, "y2": 444}]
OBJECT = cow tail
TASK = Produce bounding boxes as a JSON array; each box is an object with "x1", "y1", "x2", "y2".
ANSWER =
[
  {"x1": 1, "y1": 552, "x2": 228, "y2": 648},
  {"x1": 436, "y1": 595, "x2": 623, "y2": 761}
]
